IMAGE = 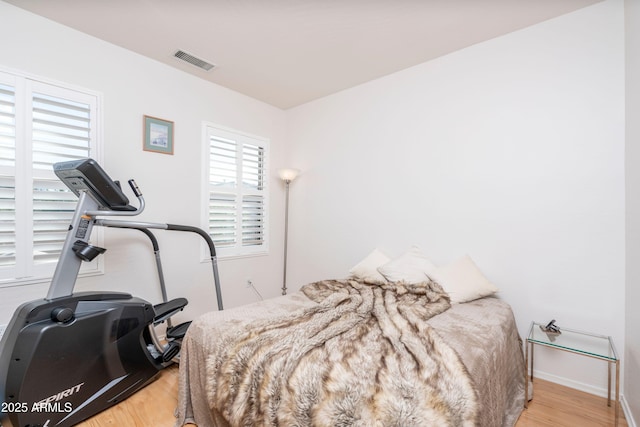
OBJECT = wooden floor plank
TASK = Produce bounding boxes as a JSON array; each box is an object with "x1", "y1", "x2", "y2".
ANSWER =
[
  {"x1": 516, "y1": 378, "x2": 628, "y2": 427},
  {"x1": 77, "y1": 367, "x2": 628, "y2": 426},
  {"x1": 77, "y1": 365, "x2": 183, "y2": 427}
]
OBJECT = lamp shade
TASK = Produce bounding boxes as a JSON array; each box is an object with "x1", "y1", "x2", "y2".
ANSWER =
[{"x1": 278, "y1": 168, "x2": 300, "y2": 182}]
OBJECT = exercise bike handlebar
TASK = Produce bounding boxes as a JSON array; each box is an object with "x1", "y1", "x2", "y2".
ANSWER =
[
  {"x1": 128, "y1": 178, "x2": 142, "y2": 198},
  {"x1": 95, "y1": 220, "x2": 223, "y2": 311}
]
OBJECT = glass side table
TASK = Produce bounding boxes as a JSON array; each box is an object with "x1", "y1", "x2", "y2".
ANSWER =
[{"x1": 525, "y1": 321, "x2": 620, "y2": 426}]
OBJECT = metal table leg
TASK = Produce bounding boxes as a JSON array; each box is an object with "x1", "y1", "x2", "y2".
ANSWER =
[
  {"x1": 615, "y1": 359, "x2": 620, "y2": 427},
  {"x1": 608, "y1": 359, "x2": 612, "y2": 406},
  {"x1": 524, "y1": 340, "x2": 529, "y2": 408}
]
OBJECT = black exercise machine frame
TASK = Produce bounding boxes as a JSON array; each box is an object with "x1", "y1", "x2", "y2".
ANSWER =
[
  {"x1": 98, "y1": 221, "x2": 222, "y2": 359},
  {"x1": 0, "y1": 158, "x2": 223, "y2": 427}
]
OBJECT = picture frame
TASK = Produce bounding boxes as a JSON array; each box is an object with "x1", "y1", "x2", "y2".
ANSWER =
[{"x1": 143, "y1": 115, "x2": 174, "y2": 155}]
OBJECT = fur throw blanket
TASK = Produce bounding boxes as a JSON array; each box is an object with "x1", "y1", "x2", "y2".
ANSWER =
[{"x1": 208, "y1": 279, "x2": 479, "y2": 426}]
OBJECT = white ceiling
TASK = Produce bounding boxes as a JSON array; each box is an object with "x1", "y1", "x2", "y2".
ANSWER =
[{"x1": 5, "y1": 0, "x2": 602, "y2": 109}]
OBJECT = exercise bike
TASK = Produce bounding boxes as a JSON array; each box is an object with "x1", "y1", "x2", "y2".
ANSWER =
[{"x1": 0, "y1": 158, "x2": 223, "y2": 427}]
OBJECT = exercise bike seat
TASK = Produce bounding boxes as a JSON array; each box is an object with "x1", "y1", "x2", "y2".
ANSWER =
[{"x1": 153, "y1": 297, "x2": 188, "y2": 324}]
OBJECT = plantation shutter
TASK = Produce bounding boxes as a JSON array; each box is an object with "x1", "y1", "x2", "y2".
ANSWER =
[
  {"x1": 32, "y1": 178, "x2": 78, "y2": 264},
  {"x1": 209, "y1": 136, "x2": 238, "y2": 248},
  {"x1": 32, "y1": 92, "x2": 92, "y2": 265},
  {"x1": 0, "y1": 83, "x2": 16, "y2": 268},
  {"x1": 207, "y1": 126, "x2": 268, "y2": 256},
  {"x1": 209, "y1": 193, "x2": 237, "y2": 247},
  {"x1": 0, "y1": 70, "x2": 100, "y2": 284},
  {"x1": 241, "y1": 144, "x2": 264, "y2": 247},
  {"x1": 242, "y1": 195, "x2": 264, "y2": 246}
]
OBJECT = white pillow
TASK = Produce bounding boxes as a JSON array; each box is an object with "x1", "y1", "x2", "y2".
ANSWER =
[
  {"x1": 348, "y1": 249, "x2": 390, "y2": 284},
  {"x1": 377, "y1": 246, "x2": 437, "y2": 284},
  {"x1": 430, "y1": 255, "x2": 498, "y2": 303}
]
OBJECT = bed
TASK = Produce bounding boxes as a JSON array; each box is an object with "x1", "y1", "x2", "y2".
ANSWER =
[{"x1": 174, "y1": 276, "x2": 525, "y2": 426}]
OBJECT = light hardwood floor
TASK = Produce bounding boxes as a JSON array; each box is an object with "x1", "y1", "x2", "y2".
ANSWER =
[
  {"x1": 77, "y1": 365, "x2": 186, "y2": 427},
  {"x1": 517, "y1": 378, "x2": 628, "y2": 427},
  {"x1": 78, "y1": 366, "x2": 628, "y2": 426}
]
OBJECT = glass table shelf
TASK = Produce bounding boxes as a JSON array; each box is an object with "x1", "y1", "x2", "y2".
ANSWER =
[
  {"x1": 528, "y1": 322, "x2": 618, "y2": 361},
  {"x1": 525, "y1": 321, "x2": 620, "y2": 426}
]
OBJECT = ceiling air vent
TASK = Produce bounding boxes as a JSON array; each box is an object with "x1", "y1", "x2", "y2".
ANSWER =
[{"x1": 173, "y1": 50, "x2": 216, "y2": 71}]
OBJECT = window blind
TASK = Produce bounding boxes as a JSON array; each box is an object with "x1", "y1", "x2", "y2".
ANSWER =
[
  {"x1": 0, "y1": 84, "x2": 16, "y2": 268},
  {"x1": 32, "y1": 178, "x2": 78, "y2": 264},
  {"x1": 32, "y1": 93, "x2": 92, "y2": 169},
  {"x1": 0, "y1": 176, "x2": 15, "y2": 267},
  {"x1": 208, "y1": 193, "x2": 237, "y2": 247},
  {"x1": 242, "y1": 195, "x2": 264, "y2": 246},
  {"x1": 209, "y1": 136, "x2": 237, "y2": 187},
  {"x1": 32, "y1": 92, "x2": 92, "y2": 266},
  {"x1": 0, "y1": 71, "x2": 100, "y2": 284},
  {"x1": 206, "y1": 126, "x2": 269, "y2": 256},
  {"x1": 0, "y1": 84, "x2": 16, "y2": 168},
  {"x1": 242, "y1": 144, "x2": 264, "y2": 190}
]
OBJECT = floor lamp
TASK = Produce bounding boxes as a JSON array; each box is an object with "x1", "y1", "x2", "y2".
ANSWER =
[{"x1": 278, "y1": 168, "x2": 299, "y2": 295}]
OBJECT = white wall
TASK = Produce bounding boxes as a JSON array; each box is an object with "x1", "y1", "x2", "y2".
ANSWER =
[
  {"x1": 286, "y1": 0, "x2": 626, "y2": 396},
  {"x1": 625, "y1": 0, "x2": 640, "y2": 423},
  {"x1": 0, "y1": 1, "x2": 289, "y2": 325}
]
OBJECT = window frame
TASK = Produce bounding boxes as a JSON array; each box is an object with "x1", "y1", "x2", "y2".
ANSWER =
[
  {"x1": 0, "y1": 67, "x2": 103, "y2": 288},
  {"x1": 202, "y1": 122, "x2": 270, "y2": 259}
]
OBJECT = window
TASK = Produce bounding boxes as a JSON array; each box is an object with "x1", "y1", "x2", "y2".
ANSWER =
[
  {"x1": 0, "y1": 70, "x2": 101, "y2": 285},
  {"x1": 204, "y1": 124, "x2": 269, "y2": 257}
]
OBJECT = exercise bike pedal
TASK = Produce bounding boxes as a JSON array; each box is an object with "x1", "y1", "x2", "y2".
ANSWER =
[
  {"x1": 162, "y1": 341, "x2": 181, "y2": 363},
  {"x1": 153, "y1": 297, "x2": 188, "y2": 324},
  {"x1": 167, "y1": 321, "x2": 191, "y2": 340}
]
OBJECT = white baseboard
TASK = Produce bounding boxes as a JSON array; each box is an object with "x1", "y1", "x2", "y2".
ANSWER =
[
  {"x1": 534, "y1": 370, "x2": 637, "y2": 427},
  {"x1": 533, "y1": 369, "x2": 609, "y2": 397},
  {"x1": 621, "y1": 395, "x2": 638, "y2": 427}
]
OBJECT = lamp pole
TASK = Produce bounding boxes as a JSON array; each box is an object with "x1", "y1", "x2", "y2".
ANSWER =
[
  {"x1": 278, "y1": 168, "x2": 299, "y2": 295},
  {"x1": 282, "y1": 178, "x2": 291, "y2": 295}
]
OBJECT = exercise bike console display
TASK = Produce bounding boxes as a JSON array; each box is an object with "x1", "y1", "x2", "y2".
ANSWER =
[
  {"x1": 0, "y1": 158, "x2": 223, "y2": 427},
  {"x1": 54, "y1": 158, "x2": 136, "y2": 211}
]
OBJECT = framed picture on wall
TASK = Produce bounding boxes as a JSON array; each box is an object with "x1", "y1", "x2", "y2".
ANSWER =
[{"x1": 143, "y1": 115, "x2": 174, "y2": 155}]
